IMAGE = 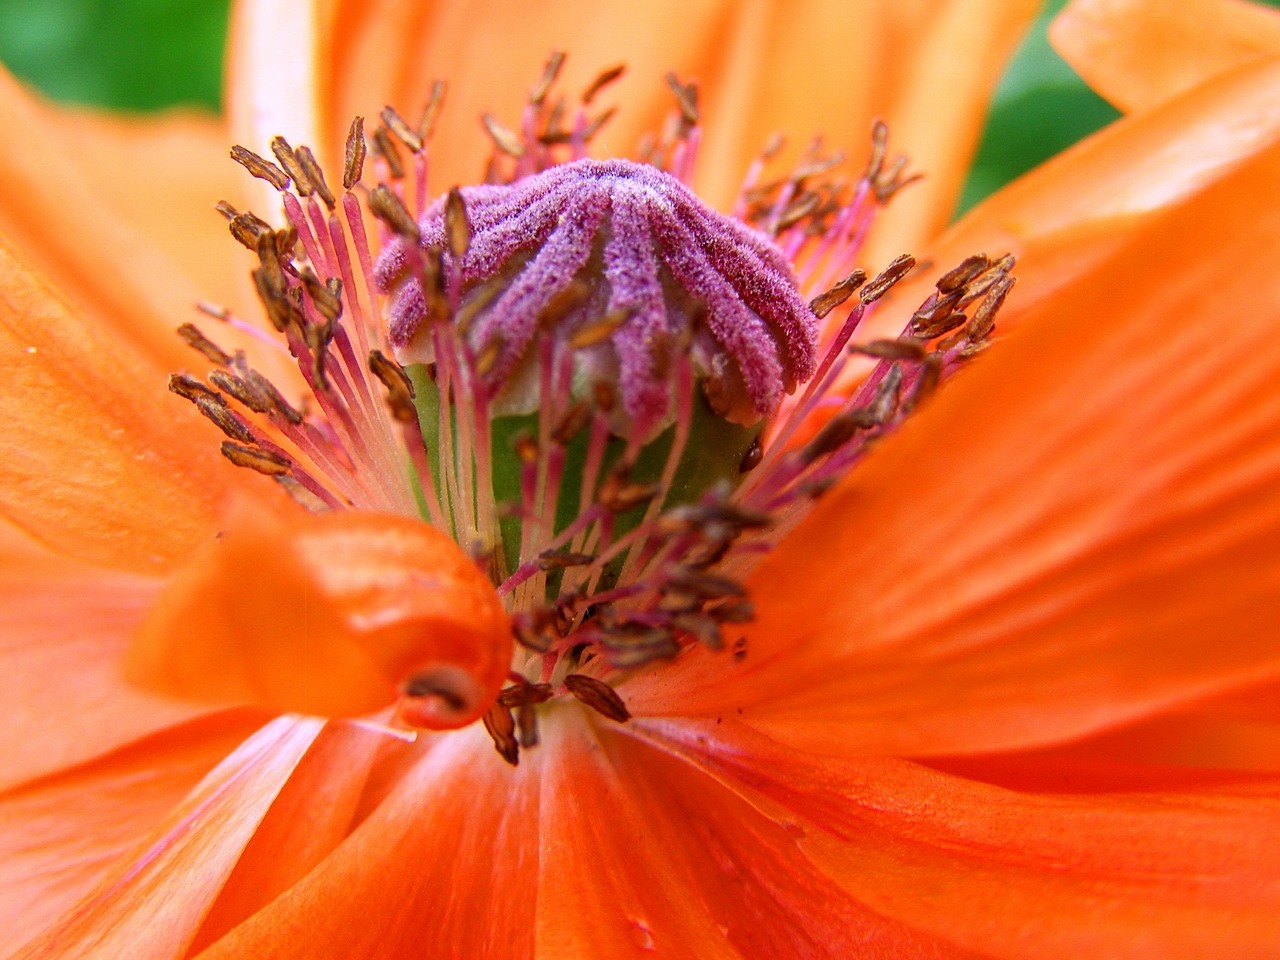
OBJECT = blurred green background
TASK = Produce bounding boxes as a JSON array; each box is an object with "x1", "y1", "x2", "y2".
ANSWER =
[{"x1": 0, "y1": 0, "x2": 1277, "y2": 213}]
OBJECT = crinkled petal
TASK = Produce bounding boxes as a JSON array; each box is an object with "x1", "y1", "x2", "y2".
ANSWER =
[
  {"x1": 627, "y1": 120, "x2": 1280, "y2": 757},
  {"x1": 193, "y1": 726, "x2": 538, "y2": 960},
  {"x1": 1050, "y1": 0, "x2": 1280, "y2": 114},
  {"x1": 641, "y1": 719, "x2": 1280, "y2": 960},
  {"x1": 12, "y1": 717, "x2": 323, "y2": 960},
  {"x1": 0, "y1": 714, "x2": 264, "y2": 953},
  {"x1": 535, "y1": 707, "x2": 971, "y2": 959}
]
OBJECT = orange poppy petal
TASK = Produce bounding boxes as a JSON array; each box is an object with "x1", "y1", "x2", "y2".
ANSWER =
[
  {"x1": 627, "y1": 119, "x2": 1280, "y2": 758},
  {"x1": 36, "y1": 103, "x2": 258, "y2": 324},
  {"x1": 1050, "y1": 0, "x2": 1280, "y2": 114},
  {"x1": 647, "y1": 719, "x2": 1280, "y2": 959},
  {"x1": 193, "y1": 726, "x2": 538, "y2": 960},
  {"x1": 227, "y1": 0, "x2": 1034, "y2": 218},
  {"x1": 0, "y1": 518, "x2": 233, "y2": 790},
  {"x1": 186, "y1": 721, "x2": 386, "y2": 954},
  {"x1": 0, "y1": 713, "x2": 266, "y2": 955},
  {"x1": 534, "y1": 709, "x2": 966, "y2": 958},
  {"x1": 13, "y1": 716, "x2": 322, "y2": 960},
  {"x1": 128, "y1": 501, "x2": 512, "y2": 725},
  {"x1": 0, "y1": 230, "x2": 275, "y2": 571},
  {"x1": 858, "y1": 0, "x2": 1041, "y2": 270},
  {"x1": 0, "y1": 67, "x2": 247, "y2": 374},
  {"x1": 860, "y1": 56, "x2": 1280, "y2": 349}
]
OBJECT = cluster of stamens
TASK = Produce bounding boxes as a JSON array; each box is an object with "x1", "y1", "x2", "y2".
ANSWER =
[{"x1": 169, "y1": 53, "x2": 1014, "y2": 764}]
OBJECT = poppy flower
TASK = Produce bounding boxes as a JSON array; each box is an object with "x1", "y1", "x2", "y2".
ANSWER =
[{"x1": 4, "y1": 0, "x2": 1280, "y2": 957}]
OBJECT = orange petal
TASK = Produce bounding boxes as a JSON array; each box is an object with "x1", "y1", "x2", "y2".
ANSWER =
[
  {"x1": 644, "y1": 719, "x2": 1280, "y2": 959},
  {"x1": 193, "y1": 726, "x2": 538, "y2": 959},
  {"x1": 534, "y1": 708, "x2": 961, "y2": 958},
  {"x1": 36, "y1": 103, "x2": 259, "y2": 326},
  {"x1": 1050, "y1": 0, "x2": 1280, "y2": 114},
  {"x1": 13, "y1": 716, "x2": 323, "y2": 960},
  {"x1": 0, "y1": 230, "x2": 271, "y2": 571},
  {"x1": 0, "y1": 713, "x2": 266, "y2": 955},
  {"x1": 857, "y1": 0, "x2": 1041, "y2": 270},
  {"x1": 128, "y1": 501, "x2": 513, "y2": 724},
  {"x1": 861, "y1": 56, "x2": 1280, "y2": 349},
  {"x1": 627, "y1": 120, "x2": 1280, "y2": 757},
  {"x1": 0, "y1": 67, "x2": 255, "y2": 375},
  {"x1": 187, "y1": 721, "x2": 386, "y2": 954},
  {"x1": 227, "y1": 0, "x2": 1034, "y2": 219},
  {"x1": 0, "y1": 517, "x2": 229, "y2": 790}
]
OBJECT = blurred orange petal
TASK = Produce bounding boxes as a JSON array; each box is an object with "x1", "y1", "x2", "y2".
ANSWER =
[
  {"x1": 193, "y1": 726, "x2": 538, "y2": 960},
  {"x1": 13, "y1": 717, "x2": 323, "y2": 960},
  {"x1": 628, "y1": 125, "x2": 1280, "y2": 757},
  {"x1": 1050, "y1": 0, "x2": 1280, "y2": 113},
  {"x1": 0, "y1": 714, "x2": 267, "y2": 954},
  {"x1": 646, "y1": 720, "x2": 1280, "y2": 959}
]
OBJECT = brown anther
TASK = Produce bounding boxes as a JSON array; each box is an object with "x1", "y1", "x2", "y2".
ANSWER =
[
  {"x1": 598, "y1": 465, "x2": 658, "y2": 513},
  {"x1": 569, "y1": 310, "x2": 628, "y2": 349},
  {"x1": 230, "y1": 145, "x2": 290, "y2": 191},
  {"x1": 209, "y1": 369, "x2": 272, "y2": 414},
  {"x1": 368, "y1": 184, "x2": 420, "y2": 241},
  {"x1": 909, "y1": 290, "x2": 967, "y2": 339},
  {"x1": 341, "y1": 116, "x2": 367, "y2": 190},
  {"x1": 444, "y1": 187, "x2": 471, "y2": 259},
  {"x1": 711, "y1": 599, "x2": 755, "y2": 623},
  {"x1": 666, "y1": 567, "x2": 746, "y2": 599},
  {"x1": 966, "y1": 274, "x2": 1015, "y2": 342},
  {"x1": 228, "y1": 212, "x2": 273, "y2": 250},
  {"x1": 775, "y1": 193, "x2": 821, "y2": 232},
  {"x1": 739, "y1": 435, "x2": 763, "y2": 473},
  {"x1": 371, "y1": 128, "x2": 405, "y2": 180},
  {"x1": 303, "y1": 318, "x2": 334, "y2": 390},
  {"x1": 168, "y1": 373, "x2": 225, "y2": 406},
  {"x1": 791, "y1": 152, "x2": 845, "y2": 182},
  {"x1": 671, "y1": 612, "x2": 724, "y2": 650},
  {"x1": 176, "y1": 323, "x2": 232, "y2": 367},
  {"x1": 214, "y1": 200, "x2": 238, "y2": 221},
  {"x1": 906, "y1": 354, "x2": 943, "y2": 411},
  {"x1": 220, "y1": 441, "x2": 291, "y2": 476},
  {"x1": 664, "y1": 72, "x2": 700, "y2": 127},
  {"x1": 380, "y1": 105, "x2": 424, "y2": 154},
  {"x1": 511, "y1": 610, "x2": 555, "y2": 653},
  {"x1": 474, "y1": 338, "x2": 504, "y2": 378},
  {"x1": 592, "y1": 381, "x2": 616, "y2": 413},
  {"x1": 866, "y1": 365, "x2": 904, "y2": 424},
  {"x1": 368, "y1": 349, "x2": 417, "y2": 422},
  {"x1": 582, "y1": 107, "x2": 618, "y2": 143},
  {"x1": 245, "y1": 369, "x2": 303, "y2": 424},
  {"x1": 294, "y1": 146, "x2": 335, "y2": 209},
  {"x1": 536, "y1": 549, "x2": 596, "y2": 571},
  {"x1": 418, "y1": 80, "x2": 447, "y2": 141},
  {"x1": 563, "y1": 674, "x2": 631, "y2": 723},
  {"x1": 866, "y1": 120, "x2": 889, "y2": 179},
  {"x1": 481, "y1": 112, "x2": 525, "y2": 158},
  {"x1": 600, "y1": 630, "x2": 680, "y2": 667},
  {"x1": 801, "y1": 409, "x2": 875, "y2": 464},
  {"x1": 301, "y1": 269, "x2": 343, "y2": 322},
  {"x1": 583, "y1": 63, "x2": 625, "y2": 105},
  {"x1": 516, "y1": 701, "x2": 540, "y2": 748},
  {"x1": 850, "y1": 338, "x2": 927, "y2": 361},
  {"x1": 860, "y1": 254, "x2": 916, "y2": 304},
  {"x1": 551, "y1": 402, "x2": 591, "y2": 445},
  {"x1": 809, "y1": 268, "x2": 868, "y2": 319},
  {"x1": 935, "y1": 254, "x2": 990, "y2": 294},
  {"x1": 530, "y1": 51, "x2": 566, "y2": 106},
  {"x1": 498, "y1": 681, "x2": 554, "y2": 708},
  {"x1": 269, "y1": 136, "x2": 313, "y2": 196},
  {"x1": 482, "y1": 702, "x2": 520, "y2": 765}
]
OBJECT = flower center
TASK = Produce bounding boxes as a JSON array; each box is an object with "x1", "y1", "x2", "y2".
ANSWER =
[{"x1": 169, "y1": 56, "x2": 1015, "y2": 763}]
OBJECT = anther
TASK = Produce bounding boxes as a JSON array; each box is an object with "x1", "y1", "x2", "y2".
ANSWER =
[
  {"x1": 371, "y1": 128, "x2": 405, "y2": 180},
  {"x1": 270, "y1": 136, "x2": 314, "y2": 197},
  {"x1": 809, "y1": 269, "x2": 868, "y2": 319},
  {"x1": 481, "y1": 112, "x2": 525, "y2": 158},
  {"x1": 419, "y1": 80, "x2": 447, "y2": 142},
  {"x1": 220, "y1": 441, "x2": 291, "y2": 475},
  {"x1": 229, "y1": 145, "x2": 291, "y2": 191},
  {"x1": 380, "y1": 105, "x2": 424, "y2": 154},
  {"x1": 563, "y1": 674, "x2": 631, "y2": 722},
  {"x1": 176, "y1": 322, "x2": 232, "y2": 367},
  {"x1": 343, "y1": 117, "x2": 367, "y2": 190},
  {"x1": 582, "y1": 64, "x2": 625, "y2": 105},
  {"x1": 294, "y1": 145, "x2": 335, "y2": 209},
  {"x1": 860, "y1": 254, "x2": 916, "y2": 303}
]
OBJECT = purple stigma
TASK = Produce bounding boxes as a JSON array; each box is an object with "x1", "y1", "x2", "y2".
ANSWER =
[{"x1": 375, "y1": 159, "x2": 817, "y2": 427}]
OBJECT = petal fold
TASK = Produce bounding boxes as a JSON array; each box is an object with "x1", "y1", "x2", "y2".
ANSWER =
[
  {"x1": 641, "y1": 719, "x2": 1280, "y2": 960},
  {"x1": 1050, "y1": 0, "x2": 1280, "y2": 114}
]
